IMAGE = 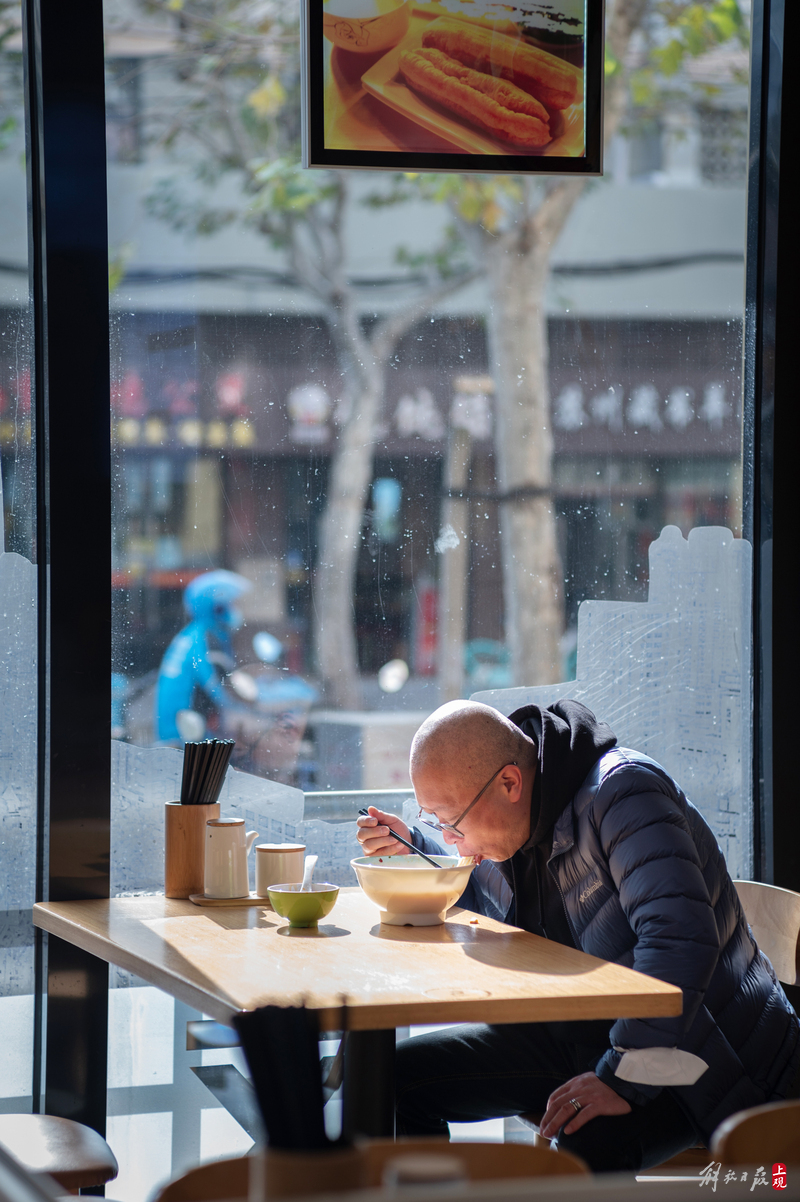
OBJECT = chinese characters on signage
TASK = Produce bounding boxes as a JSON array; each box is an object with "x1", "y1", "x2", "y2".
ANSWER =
[
  {"x1": 105, "y1": 357, "x2": 739, "y2": 459},
  {"x1": 554, "y1": 382, "x2": 729, "y2": 433}
]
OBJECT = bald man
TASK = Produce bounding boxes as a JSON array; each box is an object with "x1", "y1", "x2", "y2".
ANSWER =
[{"x1": 356, "y1": 700, "x2": 800, "y2": 1173}]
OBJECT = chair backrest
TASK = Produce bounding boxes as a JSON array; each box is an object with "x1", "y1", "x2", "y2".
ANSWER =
[
  {"x1": 154, "y1": 1155, "x2": 249, "y2": 1202},
  {"x1": 153, "y1": 1140, "x2": 588, "y2": 1202},
  {"x1": 733, "y1": 880, "x2": 800, "y2": 986},
  {"x1": 710, "y1": 1099, "x2": 800, "y2": 1166},
  {"x1": 361, "y1": 1139, "x2": 589, "y2": 1183}
]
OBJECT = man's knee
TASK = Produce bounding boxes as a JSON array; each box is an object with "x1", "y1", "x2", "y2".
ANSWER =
[
  {"x1": 395, "y1": 1026, "x2": 487, "y2": 1095},
  {"x1": 556, "y1": 1119, "x2": 642, "y2": 1173},
  {"x1": 396, "y1": 1032, "x2": 445, "y2": 1098},
  {"x1": 395, "y1": 1035, "x2": 450, "y2": 1136},
  {"x1": 554, "y1": 1095, "x2": 699, "y2": 1174}
]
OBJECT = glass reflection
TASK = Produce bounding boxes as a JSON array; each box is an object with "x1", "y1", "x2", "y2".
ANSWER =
[{"x1": 105, "y1": 1, "x2": 749, "y2": 780}]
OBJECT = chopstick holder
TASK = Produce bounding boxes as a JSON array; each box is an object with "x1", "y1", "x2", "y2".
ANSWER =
[
  {"x1": 165, "y1": 801, "x2": 220, "y2": 898},
  {"x1": 167, "y1": 739, "x2": 235, "y2": 897}
]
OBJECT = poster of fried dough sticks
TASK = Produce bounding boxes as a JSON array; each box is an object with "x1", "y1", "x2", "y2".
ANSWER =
[{"x1": 302, "y1": 0, "x2": 602, "y2": 174}]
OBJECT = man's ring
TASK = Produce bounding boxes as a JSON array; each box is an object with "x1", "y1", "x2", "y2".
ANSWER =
[{"x1": 568, "y1": 1098, "x2": 582, "y2": 1114}]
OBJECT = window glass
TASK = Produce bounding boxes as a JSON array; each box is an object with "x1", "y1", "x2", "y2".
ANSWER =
[
  {"x1": 105, "y1": 0, "x2": 751, "y2": 1179},
  {"x1": 0, "y1": 0, "x2": 38, "y2": 1112}
]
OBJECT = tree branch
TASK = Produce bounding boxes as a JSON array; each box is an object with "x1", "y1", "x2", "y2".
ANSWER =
[
  {"x1": 288, "y1": 226, "x2": 339, "y2": 302},
  {"x1": 370, "y1": 266, "x2": 481, "y2": 362},
  {"x1": 522, "y1": 0, "x2": 652, "y2": 251},
  {"x1": 530, "y1": 177, "x2": 587, "y2": 248},
  {"x1": 604, "y1": 0, "x2": 651, "y2": 140}
]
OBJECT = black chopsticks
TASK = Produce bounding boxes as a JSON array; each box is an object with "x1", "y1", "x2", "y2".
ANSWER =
[
  {"x1": 357, "y1": 808, "x2": 442, "y2": 867},
  {"x1": 233, "y1": 1004, "x2": 331, "y2": 1150},
  {"x1": 179, "y1": 739, "x2": 235, "y2": 805}
]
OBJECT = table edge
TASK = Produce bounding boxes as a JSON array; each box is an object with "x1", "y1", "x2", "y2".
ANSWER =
[{"x1": 32, "y1": 899, "x2": 684, "y2": 1028}]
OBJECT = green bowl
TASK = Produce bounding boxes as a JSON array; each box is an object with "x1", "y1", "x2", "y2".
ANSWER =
[{"x1": 267, "y1": 882, "x2": 339, "y2": 928}]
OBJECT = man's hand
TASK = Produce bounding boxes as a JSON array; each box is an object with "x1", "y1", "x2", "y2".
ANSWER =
[
  {"x1": 539, "y1": 1072, "x2": 631, "y2": 1138},
  {"x1": 356, "y1": 807, "x2": 413, "y2": 856}
]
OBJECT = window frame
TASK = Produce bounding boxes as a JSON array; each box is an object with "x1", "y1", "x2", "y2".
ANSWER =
[{"x1": 23, "y1": 0, "x2": 111, "y2": 1127}]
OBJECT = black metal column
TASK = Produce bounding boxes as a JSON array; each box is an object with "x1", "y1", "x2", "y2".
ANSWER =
[
  {"x1": 23, "y1": 0, "x2": 112, "y2": 1132},
  {"x1": 342, "y1": 1030, "x2": 396, "y2": 1139},
  {"x1": 745, "y1": 0, "x2": 800, "y2": 892}
]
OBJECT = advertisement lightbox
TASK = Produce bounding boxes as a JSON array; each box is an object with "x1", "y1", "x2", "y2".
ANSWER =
[{"x1": 301, "y1": 0, "x2": 603, "y2": 174}]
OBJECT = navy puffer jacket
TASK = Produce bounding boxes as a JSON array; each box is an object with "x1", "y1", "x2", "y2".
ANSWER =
[
  {"x1": 547, "y1": 745, "x2": 799, "y2": 1140},
  {"x1": 414, "y1": 737, "x2": 800, "y2": 1141}
]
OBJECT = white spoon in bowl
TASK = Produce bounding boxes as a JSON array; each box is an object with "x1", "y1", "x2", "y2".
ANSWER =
[{"x1": 301, "y1": 854, "x2": 318, "y2": 892}]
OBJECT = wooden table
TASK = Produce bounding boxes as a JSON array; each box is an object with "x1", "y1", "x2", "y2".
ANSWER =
[{"x1": 33, "y1": 889, "x2": 682, "y2": 1137}]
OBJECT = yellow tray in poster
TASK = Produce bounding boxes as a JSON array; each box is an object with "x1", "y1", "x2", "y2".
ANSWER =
[{"x1": 360, "y1": 25, "x2": 584, "y2": 158}]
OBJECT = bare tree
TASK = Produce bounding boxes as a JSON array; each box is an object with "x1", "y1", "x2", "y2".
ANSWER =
[
  {"x1": 474, "y1": 0, "x2": 652, "y2": 687},
  {"x1": 128, "y1": 0, "x2": 746, "y2": 702},
  {"x1": 392, "y1": 0, "x2": 746, "y2": 686},
  {"x1": 126, "y1": 0, "x2": 478, "y2": 707},
  {"x1": 1, "y1": 0, "x2": 23, "y2": 148}
]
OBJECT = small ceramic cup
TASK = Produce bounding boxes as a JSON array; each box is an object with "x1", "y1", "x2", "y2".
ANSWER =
[
  {"x1": 255, "y1": 843, "x2": 306, "y2": 897},
  {"x1": 266, "y1": 883, "x2": 339, "y2": 928}
]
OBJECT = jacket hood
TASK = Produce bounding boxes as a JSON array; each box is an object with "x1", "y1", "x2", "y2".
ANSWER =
[{"x1": 508, "y1": 700, "x2": 617, "y2": 847}]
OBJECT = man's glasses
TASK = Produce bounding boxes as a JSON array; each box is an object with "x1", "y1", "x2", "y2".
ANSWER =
[{"x1": 418, "y1": 762, "x2": 518, "y2": 839}]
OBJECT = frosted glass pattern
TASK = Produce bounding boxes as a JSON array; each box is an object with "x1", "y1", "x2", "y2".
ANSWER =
[
  {"x1": 200, "y1": 1107, "x2": 253, "y2": 1162},
  {"x1": 0, "y1": 550, "x2": 37, "y2": 917},
  {"x1": 106, "y1": 1111, "x2": 173, "y2": 1202},
  {"x1": 473, "y1": 526, "x2": 752, "y2": 877},
  {"x1": 301, "y1": 819, "x2": 360, "y2": 887},
  {"x1": 108, "y1": 986, "x2": 175, "y2": 1088},
  {"x1": 0, "y1": 538, "x2": 37, "y2": 1100},
  {"x1": 111, "y1": 740, "x2": 303, "y2": 894},
  {"x1": 110, "y1": 740, "x2": 376, "y2": 888},
  {"x1": 0, "y1": 994, "x2": 35, "y2": 1099}
]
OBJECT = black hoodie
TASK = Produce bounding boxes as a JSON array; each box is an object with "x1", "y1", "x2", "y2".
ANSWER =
[{"x1": 499, "y1": 700, "x2": 616, "y2": 944}]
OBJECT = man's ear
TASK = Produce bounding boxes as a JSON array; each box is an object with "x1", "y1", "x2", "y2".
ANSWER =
[{"x1": 502, "y1": 762, "x2": 525, "y2": 803}]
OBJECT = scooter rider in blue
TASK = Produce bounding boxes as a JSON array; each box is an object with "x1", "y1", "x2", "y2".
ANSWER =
[{"x1": 155, "y1": 569, "x2": 251, "y2": 742}]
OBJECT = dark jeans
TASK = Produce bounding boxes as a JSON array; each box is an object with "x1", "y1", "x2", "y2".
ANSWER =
[{"x1": 396, "y1": 1022, "x2": 701, "y2": 1173}]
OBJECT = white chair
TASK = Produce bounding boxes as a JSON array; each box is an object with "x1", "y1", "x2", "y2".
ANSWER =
[
  {"x1": 711, "y1": 1098, "x2": 800, "y2": 1165},
  {"x1": 640, "y1": 879, "x2": 800, "y2": 1174},
  {"x1": 733, "y1": 879, "x2": 800, "y2": 986}
]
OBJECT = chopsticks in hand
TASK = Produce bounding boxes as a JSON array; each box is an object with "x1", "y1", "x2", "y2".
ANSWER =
[{"x1": 357, "y1": 808, "x2": 442, "y2": 867}]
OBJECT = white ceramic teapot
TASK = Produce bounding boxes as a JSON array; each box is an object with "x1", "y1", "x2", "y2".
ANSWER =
[{"x1": 204, "y1": 818, "x2": 258, "y2": 899}]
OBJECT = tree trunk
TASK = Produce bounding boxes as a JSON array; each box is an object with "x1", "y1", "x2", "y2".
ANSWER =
[
  {"x1": 482, "y1": 0, "x2": 651, "y2": 688},
  {"x1": 309, "y1": 232, "x2": 479, "y2": 709},
  {"x1": 313, "y1": 343, "x2": 383, "y2": 710},
  {"x1": 485, "y1": 240, "x2": 564, "y2": 686},
  {"x1": 438, "y1": 427, "x2": 472, "y2": 701},
  {"x1": 314, "y1": 0, "x2": 649, "y2": 702}
]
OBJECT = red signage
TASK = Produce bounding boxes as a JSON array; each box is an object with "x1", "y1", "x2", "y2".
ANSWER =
[{"x1": 413, "y1": 579, "x2": 438, "y2": 677}]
